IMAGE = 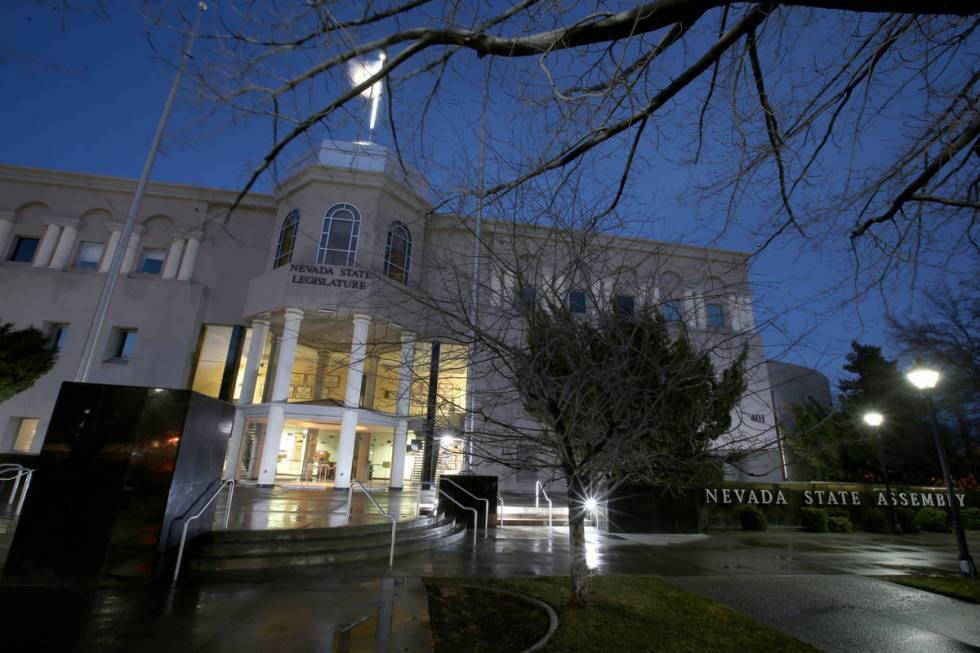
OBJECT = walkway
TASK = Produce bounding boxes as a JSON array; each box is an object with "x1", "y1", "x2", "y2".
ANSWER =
[
  {"x1": 669, "y1": 575, "x2": 980, "y2": 652},
  {"x1": 3, "y1": 487, "x2": 980, "y2": 652},
  {"x1": 214, "y1": 484, "x2": 421, "y2": 530}
]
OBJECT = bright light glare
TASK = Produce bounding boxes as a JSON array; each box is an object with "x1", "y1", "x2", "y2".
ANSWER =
[
  {"x1": 863, "y1": 412, "x2": 883, "y2": 427},
  {"x1": 584, "y1": 497, "x2": 598, "y2": 513},
  {"x1": 440, "y1": 434, "x2": 456, "y2": 446},
  {"x1": 347, "y1": 52, "x2": 386, "y2": 131},
  {"x1": 907, "y1": 367, "x2": 939, "y2": 390}
]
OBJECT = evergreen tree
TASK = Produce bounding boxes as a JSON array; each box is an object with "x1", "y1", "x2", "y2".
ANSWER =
[
  {"x1": 0, "y1": 322, "x2": 58, "y2": 403},
  {"x1": 516, "y1": 303, "x2": 747, "y2": 605},
  {"x1": 786, "y1": 342, "x2": 937, "y2": 483}
]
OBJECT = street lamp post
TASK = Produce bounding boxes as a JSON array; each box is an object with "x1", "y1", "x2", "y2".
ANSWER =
[
  {"x1": 863, "y1": 411, "x2": 900, "y2": 535},
  {"x1": 906, "y1": 366, "x2": 976, "y2": 577}
]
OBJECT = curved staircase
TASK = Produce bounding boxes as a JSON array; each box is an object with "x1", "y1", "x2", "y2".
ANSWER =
[{"x1": 187, "y1": 514, "x2": 465, "y2": 580}]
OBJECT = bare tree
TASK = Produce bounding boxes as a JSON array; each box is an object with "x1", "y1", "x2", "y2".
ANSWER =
[
  {"x1": 889, "y1": 280, "x2": 980, "y2": 451},
  {"x1": 167, "y1": 1, "x2": 979, "y2": 294},
  {"x1": 143, "y1": 0, "x2": 979, "y2": 604}
]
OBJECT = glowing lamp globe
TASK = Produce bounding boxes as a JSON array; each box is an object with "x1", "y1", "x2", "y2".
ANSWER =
[
  {"x1": 863, "y1": 412, "x2": 883, "y2": 427},
  {"x1": 907, "y1": 367, "x2": 940, "y2": 391}
]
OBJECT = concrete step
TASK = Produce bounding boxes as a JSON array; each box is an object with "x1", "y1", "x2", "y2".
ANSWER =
[
  {"x1": 201, "y1": 515, "x2": 438, "y2": 544},
  {"x1": 499, "y1": 517, "x2": 570, "y2": 527},
  {"x1": 501, "y1": 505, "x2": 569, "y2": 515},
  {"x1": 190, "y1": 517, "x2": 465, "y2": 574},
  {"x1": 195, "y1": 518, "x2": 458, "y2": 558}
]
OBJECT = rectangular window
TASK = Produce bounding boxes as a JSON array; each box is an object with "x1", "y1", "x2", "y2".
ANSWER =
[
  {"x1": 516, "y1": 285, "x2": 536, "y2": 308},
  {"x1": 138, "y1": 249, "x2": 166, "y2": 275},
  {"x1": 706, "y1": 303, "x2": 726, "y2": 328},
  {"x1": 614, "y1": 294, "x2": 635, "y2": 315},
  {"x1": 111, "y1": 328, "x2": 137, "y2": 360},
  {"x1": 9, "y1": 236, "x2": 39, "y2": 263},
  {"x1": 662, "y1": 301, "x2": 680, "y2": 322},
  {"x1": 190, "y1": 324, "x2": 247, "y2": 401},
  {"x1": 48, "y1": 323, "x2": 70, "y2": 350},
  {"x1": 568, "y1": 289, "x2": 587, "y2": 314},
  {"x1": 74, "y1": 241, "x2": 104, "y2": 269},
  {"x1": 12, "y1": 417, "x2": 39, "y2": 453}
]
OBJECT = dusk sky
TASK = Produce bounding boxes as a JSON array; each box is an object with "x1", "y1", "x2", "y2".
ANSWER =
[{"x1": 1, "y1": 2, "x2": 960, "y2": 390}]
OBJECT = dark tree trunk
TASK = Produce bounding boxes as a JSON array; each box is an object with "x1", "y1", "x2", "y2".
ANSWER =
[{"x1": 567, "y1": 476, "x2": 591, "y2": 607}]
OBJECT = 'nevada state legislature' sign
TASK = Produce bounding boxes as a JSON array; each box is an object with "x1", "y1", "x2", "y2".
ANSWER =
[{"x1": 289, "y1": 264, "x2": 372, "y2": 289}]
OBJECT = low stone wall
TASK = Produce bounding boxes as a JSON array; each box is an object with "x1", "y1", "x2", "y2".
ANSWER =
[{"x1": 605, "y1": 481, "x2": 980, "y2": 533}]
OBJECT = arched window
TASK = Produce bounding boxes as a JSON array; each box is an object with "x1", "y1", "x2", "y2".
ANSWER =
[
  {"x1": 317, "y1": 203, "x2": 360, "y2": 266},
  {"x1": 274, "y1": 210, "x2": 299, "y2": 268},
  {"x1": 383, "y1": 221, "x2": 412, "y2": 283}
]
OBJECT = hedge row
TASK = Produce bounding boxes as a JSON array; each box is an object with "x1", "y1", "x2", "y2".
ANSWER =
[{"x1": 733, "y1": 505, "x2": 980, "y2": 534}]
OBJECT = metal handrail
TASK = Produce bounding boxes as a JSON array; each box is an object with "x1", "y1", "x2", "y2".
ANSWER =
[
  {"x1": 0, "y1": 464, "x2": 33, "y2": 516},
  {"x1": 172, "y1": 479, "x2": 235, "y2": 586},
  {"x1": 497, "y1": 495, "x2": 504, "y2": 527},
  {"x1": 436, "y1": 487, "x2": 478, "y2": 547},
  {"x1": 535, "y1": 480, "x2": 553, "y2": 528},
  {"x1": 345, "y1": 480, "x2": 397, "y2": 568},
  {"x1": 439, "y1": 477, "x2": 490, "y2": 538}
]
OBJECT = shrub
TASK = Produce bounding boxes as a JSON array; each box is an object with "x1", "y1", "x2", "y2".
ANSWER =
[
  {"x1": 960, "y1": 507, "x2": 980, "y2": 531},
  {"x1": 735, "y1": 505, "x2": 767, "y2": 531},
  {"x1": 827, "y1": 515, "x2": 853, "y2": 533},
  {"x1": 861, "y1": 509, "x2": 889, "y2": 534},
  {"x1": 896, "y1": 507, "x2": 920, "y2": 534},
  {"x1": 915, "y1": 507, "x2": 950, "y2": 533},
  {"x1": 800, "y1": 508, "x2": 829, "y2": 533}
]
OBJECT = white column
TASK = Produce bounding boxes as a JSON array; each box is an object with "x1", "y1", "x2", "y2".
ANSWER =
[
  {"x1": 335, "y1": 313, "x2": 372, "y2": 489},
  {"x1": 99, "y1": 228, "x2": 122, "y2": 273},
  {"x1": 48, "y1": 222, "x2": 79, "y2": 269},
  {"x1": 161, "y1": 236, "x2": 185, "y2": 280},
  {"x1": 256, "y1": 309, "x2": 303, "y2": 487},
  {"x1": 389, "y1": 331, "x2": 415, "y2": 490},
  {"x1": 222, "y1": 410, "x2": 246, "y2": 480},
  {"x1": 314, "y1": 350, "x2": 331, "y2": 400},
  {"x1": 176, "y1": 233, "x2": 200, "y2": 281},
  {"x1": 120, "y1": 228, "x2": 143, "y2": 273},
  {"x1": 239, "y1": 318, "x2": 270, "y2": 406},
  {"x1": 257, "y1": 404, "x2": 285, "y2": 487},
  {"x1": 695, "y1": 291, "x2": 707, "y2": 329},
  {"x1": 32, "y1": 223, "x2": 62, "y2": 268},
  {"x1": 0, "y1": 213, "x2": 14, "y2": 258},
  {"x1": 270, "y1": 308, "x2": 303, "y2": 402},
  {"x1": 738, "y1": 294, "x2": 756, "y2": 331}
]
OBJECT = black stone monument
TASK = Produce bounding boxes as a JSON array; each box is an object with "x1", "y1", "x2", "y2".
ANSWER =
[
  {"x1": 438, "y1": 475, "x2": 498, "y2": 529},
  {"x1": 605, "y1": 484, "x2": 701, "y2": 533},
  {"x1": 0, "y1": 382, "x2": 233, "y2": 586}
]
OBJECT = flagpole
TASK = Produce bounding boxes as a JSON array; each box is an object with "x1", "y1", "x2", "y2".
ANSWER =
[{"x1": 75, "y1": 3, "x2": 208, "y2": 382}]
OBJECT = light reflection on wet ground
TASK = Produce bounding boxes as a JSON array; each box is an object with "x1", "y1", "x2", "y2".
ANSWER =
[
  {"x1": 2, "y1": 486, "x2": 979, "y2": 651},
  {"x1": 213, "y1": 485, "x2": 424, "y2": 530},
  {"x1": 0, "y1": 576, "x2": 432, "y2": 652}
]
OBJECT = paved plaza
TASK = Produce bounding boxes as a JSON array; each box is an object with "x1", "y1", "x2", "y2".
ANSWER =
[{"x1": 1, "y1": 487, "x2": 978, "y2": 652}]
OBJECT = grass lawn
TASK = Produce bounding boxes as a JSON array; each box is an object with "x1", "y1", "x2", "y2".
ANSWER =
[
  {"x1": 424, "y1": 575, "x2": 818, "y2": 653},
  {"x1": 884, "y1": 575, "x2": 980, "y2": 603}
]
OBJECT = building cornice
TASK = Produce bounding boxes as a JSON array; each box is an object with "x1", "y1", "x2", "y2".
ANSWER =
[
  {"x1": 275, "y1": 164, "x2": 431, "y2": 215},
  {"x1": 426, "y1": 213, "x2": 751, "y2": 265},
  {"x1": 0, "y1": 163, "x2": 278, "y2": 211}
]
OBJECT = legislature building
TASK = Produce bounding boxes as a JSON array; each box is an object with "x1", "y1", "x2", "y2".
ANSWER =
[{"x1": 0, "y1": 140, "x2": 784, "y2": 492}]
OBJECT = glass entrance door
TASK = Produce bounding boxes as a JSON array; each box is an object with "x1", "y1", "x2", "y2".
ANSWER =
[{"x1": 276, "y1": 430, "x2": 307, "y2": 479}]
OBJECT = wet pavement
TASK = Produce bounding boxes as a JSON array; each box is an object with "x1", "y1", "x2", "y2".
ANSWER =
[
  {"x1": 2, "y1": 487, "x2": 979, "y2": 652},
  {"x1": 0, "y1": 576, "x2": 431, "y2": 652},
  {"x1": 669, "y1": 575, "x2": 980, "y2": 653},
  {"x1": 213, "y1": 484, "x2": 424, "y2": 530}
]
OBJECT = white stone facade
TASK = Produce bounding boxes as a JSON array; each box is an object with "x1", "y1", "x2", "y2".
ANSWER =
[{"x1": 0, "y1": 142, "x2": 785, "y2": 490}]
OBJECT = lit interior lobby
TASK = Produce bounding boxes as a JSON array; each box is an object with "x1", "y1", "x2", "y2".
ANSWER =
[{"x1": 187, "y1": 308, "x2": 469, "y2": 491}]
